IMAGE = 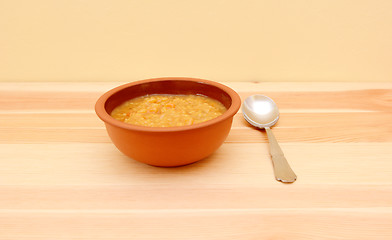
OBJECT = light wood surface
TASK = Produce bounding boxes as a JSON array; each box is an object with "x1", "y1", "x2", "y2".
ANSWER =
[{"x1": 1, "y1": 82, "x2": 392, "y2": 239}]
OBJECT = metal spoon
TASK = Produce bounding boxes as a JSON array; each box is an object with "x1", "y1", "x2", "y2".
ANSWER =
[{"x1": 242, "y1": 95, "x2": 297, "y2": 183}]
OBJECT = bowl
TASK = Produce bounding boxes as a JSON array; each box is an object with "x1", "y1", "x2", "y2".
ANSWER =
[{"x1": 95, "y1": 77, "x2": 241, "y2": 167}]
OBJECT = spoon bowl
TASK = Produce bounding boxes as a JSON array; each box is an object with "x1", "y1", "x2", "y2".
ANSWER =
[
  {"x1": 242, "y1": 95, "x2": 280, "y2": 129},
  {"x1": 242, "y1": 94, "x2": 297, "y2": 183}
]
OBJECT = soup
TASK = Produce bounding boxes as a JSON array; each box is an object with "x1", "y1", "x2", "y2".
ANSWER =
[{"x1": 111, "y1": 94, "x2": 227, "y2": 127}]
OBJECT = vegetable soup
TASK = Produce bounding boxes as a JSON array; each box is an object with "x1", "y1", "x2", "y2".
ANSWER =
[{"x1": 111, "y1": 94, "x2": 227, "y2": 127}]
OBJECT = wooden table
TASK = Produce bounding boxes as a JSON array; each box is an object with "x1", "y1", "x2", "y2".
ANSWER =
[{"x1": 1, "y1": 81, "x2": 392, "y2": 239}]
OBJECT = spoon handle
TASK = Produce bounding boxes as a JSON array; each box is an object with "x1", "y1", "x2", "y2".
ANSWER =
[{"x1": 265, "y1": 127, "x2": 297, "y2": 183}]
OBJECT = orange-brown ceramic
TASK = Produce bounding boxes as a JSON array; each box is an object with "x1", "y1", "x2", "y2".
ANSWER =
[{"x1": 95, "y1": 77, "x2": 241, "y2": 167}]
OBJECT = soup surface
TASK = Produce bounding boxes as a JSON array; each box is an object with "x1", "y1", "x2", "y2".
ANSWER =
[{"x1": 111, "y1": 94, "x2": 227, "y2": 127}]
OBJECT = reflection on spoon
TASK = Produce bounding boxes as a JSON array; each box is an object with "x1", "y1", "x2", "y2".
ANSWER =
[{"x1": 242, "y1": 95, "x2": 297, "y2": 183}]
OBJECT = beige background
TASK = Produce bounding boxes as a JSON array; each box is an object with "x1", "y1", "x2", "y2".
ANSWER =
[{"x1": 1, "y1": 0, "x2": 391, "y2": 82}]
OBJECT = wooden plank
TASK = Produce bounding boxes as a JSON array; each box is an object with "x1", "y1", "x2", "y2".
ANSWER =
[
  {"x1": 1, "y1": 209, "x2": 392, "y2": 240},
  {"x1": 1, "y1": 112, "x2": 391, "y2": 143},
  {"x1": 2, "y1": 88, "x2": 391, "y2": 112},
  {"x1": 1, "y1": 112, "x2": 391, "y2": 129},
  {"x1": 1, "y1": 143, "x2": 392, "y2": 185},
  {"x1": 1, "y1": 184, "x2": 391, "y2": 210},
  {"x1": 1, "y1": 81, "x2": 392, "y2": 92}
]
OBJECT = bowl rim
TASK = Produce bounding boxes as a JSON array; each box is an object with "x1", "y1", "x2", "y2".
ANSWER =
[{"x1": 95, "y1": 77, "x2": 241, "y2": 133}]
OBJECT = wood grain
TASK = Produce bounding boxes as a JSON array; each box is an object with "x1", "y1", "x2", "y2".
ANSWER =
[
  {"x1": 2, "y1": 209, "x2": 392, "y2": 240},
  {"x1": 1, "y1": 112, "x2": 392, "y2": 143},
  {"x1": 1, "y1": 82, "x2": 392, "y2": 239}
]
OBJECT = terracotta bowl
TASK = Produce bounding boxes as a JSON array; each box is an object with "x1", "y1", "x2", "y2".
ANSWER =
[{"x1": 95, "y1": 77, "x2": 241, "y2": 167}]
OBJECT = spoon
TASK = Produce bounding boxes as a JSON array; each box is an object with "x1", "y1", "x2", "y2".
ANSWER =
[{"x1": 242, "y1": 95, "x2": 297, "y2": 183}]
